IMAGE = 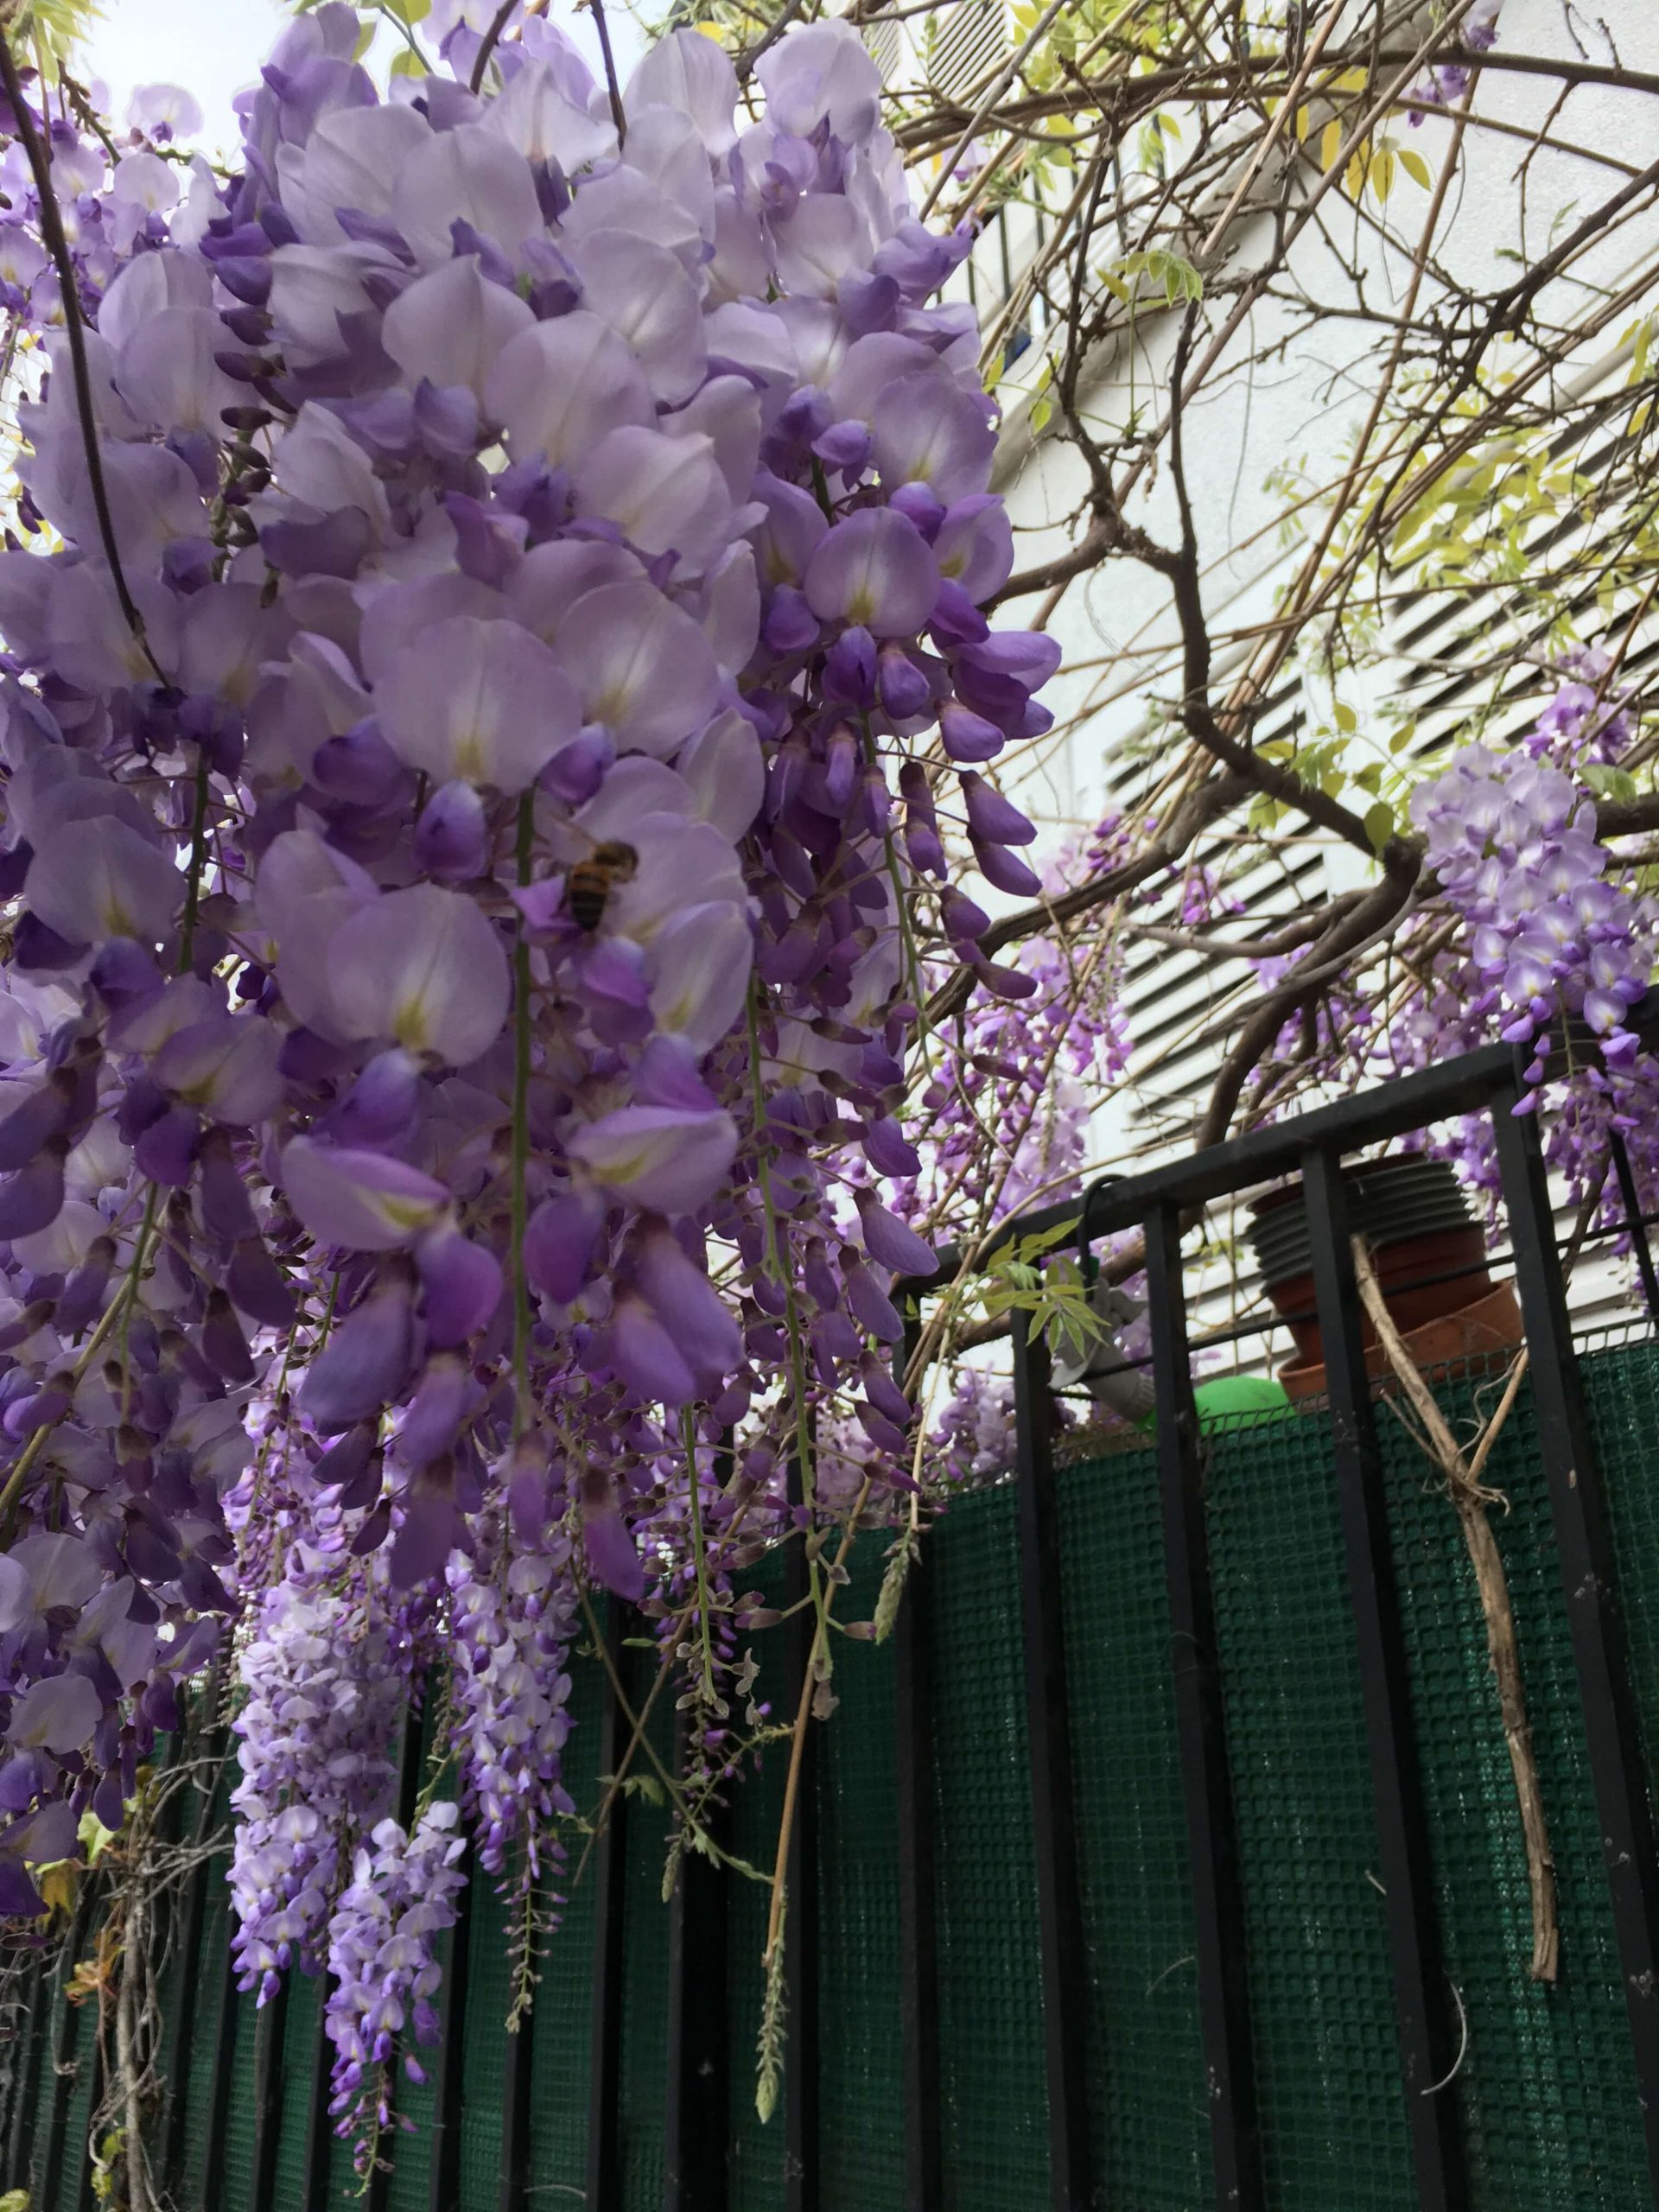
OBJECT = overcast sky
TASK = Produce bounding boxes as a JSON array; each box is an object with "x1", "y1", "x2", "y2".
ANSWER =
[{"x1": 85, "y1": 0, "x2": 649, "y2": 158}]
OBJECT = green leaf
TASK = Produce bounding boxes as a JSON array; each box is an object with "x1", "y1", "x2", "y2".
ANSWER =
[
  {"x1": 1399, "y1": 147, "x2": 1432, "y2": 189},
  {"x1": 1363, "y1": 800, "x2": 1395, "y2": 855}
]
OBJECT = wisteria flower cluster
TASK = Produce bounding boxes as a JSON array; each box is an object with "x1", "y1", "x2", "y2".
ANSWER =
[
  {"x1": 0, "y1": 0, "x2": 1066, "y2": 2143},
  {"x1": 1409, "y1": 742, "x2": 1656, "y2": 1086}
]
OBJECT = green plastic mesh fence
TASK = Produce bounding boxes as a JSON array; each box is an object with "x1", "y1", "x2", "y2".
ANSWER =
[
  {"x1": 1056, "y1": 1447, "x2": 1211, "y2": 2209},
  {"x1": 815, "y1": 1535, "x2": 906, "y2": 2210},
  {"x1": 928, "y1": 1479, "x2": 1050, "y2": 2208},
  {"x1": 18, "y1": 1335, "x2": 1659, "y2": 2211}
]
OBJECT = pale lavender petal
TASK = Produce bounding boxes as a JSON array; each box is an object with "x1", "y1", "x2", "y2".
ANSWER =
[
  {"x1": 281, "y1": 1137, "x2": 452, "y2": 1251},
  {"x1": 375, "y1": 616, "x2": 581, "y2": 792},
  {"x1": 327, "y1": 886, "x2": 511, "y2": 1067},
  {"x1": 804, "y1": 510, "x2": 939, "y2": 639},
  {"x1": 557, "y1": 582, "x2": 720, "y2": 758},
  {"x1": 485, "y1": 311, "x2": 655, "y2": 467},
  {"x1": 381, "y1": 254, "x2": 535, "y2": 403},
  {"x1": 567, "y1": 1104, "x2": 737, "y2": 1213},
  {"x1": 8, "y1": 1673, "x2": 101, "y2": 1755}
]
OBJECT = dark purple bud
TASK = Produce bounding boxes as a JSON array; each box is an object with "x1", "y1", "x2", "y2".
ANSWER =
[
  {"x1": 0, "y1": 1075, "x2": 68, "y2": 1171},
  {"x1": 961, "y1": 774, "x2": 1034, "y2": 852},
  {"x1": 823, "y1": 722, "x2": 858, "y2": 809},
  {"x1": 301, "y1": 1269, "x2": 416, "y2": 1434},
  {"x1": 855, "y1": 1401, "x2": 908, "y2": 1455},
  {"x1": 878, "y1": 645, "x2": 933, "y2": 721},
  {"x1": 861, "y1": 1353, "x2": 912, "y2": 1427},
  {"x1": 312, "y1": 716, "x2": 407, "y2": 808},
  {"x1": 322, "y1": 1047, "x2": 421, "y2": 1149},
  {"x1": 580, "y1": 1465, "x2": 645, "y2": 1599},
  {"x1": 889, "y1": 480, "x2": 946, "y2": 539},
  {"x1": 227, "y1": 1237, "x2": 296, "y2": 1328},
  {"x1": 198, "y1": 1128, "x2": 258, "y2": 1244},
  {"x1": 804, "y1": 1240, "x2": 840, "y2": 1311},
  {"x1": 858, "y1": 767, "x2": 892, "y2": 839},
  {"x1": 939, "y1": 886, "x2": 990, "y2": 943},
  {"x1": 823, "y1": 624, "x2": 877, "y2": 709},
  {"x1": 841, "y1": 1255, "x2": 902, "y2": 1342},
  {"x1": 540, "y1": 724, "x2": 613, "y2": 807},
  {"x1": 855, "y1": 1192, "x2": 938, "y2": 1281},
  {"x1": 524, "y1": 1189, "x2": 605, "y2": 1304},
  {"x1": 972, "y1": 837, "x2": 1042, "y2": 897},
  {"x1": 972, "y1": 956, "x2": 1039, "y2": 1001},
  {"x1": 13, "y1": 912, "x2": 86, "y2": 970},
  {"x1": 416, "y1": 779, "x2": 490, "y2": 881},
  {"x1": 814, "y1": 416, "x2": 872, "y2": 474},
  {"x1": 200, "y1": 1290, "x2": 254, "y2": 1385},
  {"x1": 632, "y1": 1226, "x2": 741, "y2": 1389},
  {"x1": 350, "y1": 1499, "x2": 392, "y2": 1555},
  {"x1": 0, "y1": 1136, "x2": 67, "y2": 1239},
  {"x1": 134, "y1": 1106, "x2": 200, "y2": 1188},
  {"x1": 394, "y1": 1355, "x2": 478, "y2": 1469},
  {"x1": 929, "y1": 579, "x2": 990, "y2": 645},
  {"x1": 761, "y1": 585, "x2": 818, "y2": 655},
  {"x1": 180, "y1": 1554, "x2": 233, "y2": 1613},
  {"x1": 90, "y1": 938, "x2": 165, "y2": 1016},
  {"x1": 608, "y1": 1290, "x2": 700, "y2": 1406},
  {"x1": 54, "y1": 1240, "x2": 111, "y2": 1337},
  {"x1": 415, "y1": 1227, "x2": 504, "y2": 1347},
  {"x1": 939, "y1": 702, "x2": 1004, "y2": 762},
  {"x1": 862, "y1": 1116, "x2": 921, "y2": 1177},
  {"x1": 389, "y1": 1457, "x2": 459, "y2": 1588},
  {"x1": 313, "y1": 1422, "x2": 378, "y2": 1502}
]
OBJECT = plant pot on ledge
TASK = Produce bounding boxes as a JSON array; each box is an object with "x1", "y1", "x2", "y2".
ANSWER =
[{"x1": 1248, "y1": 1154, "x2": 1524, "y2": 1403}]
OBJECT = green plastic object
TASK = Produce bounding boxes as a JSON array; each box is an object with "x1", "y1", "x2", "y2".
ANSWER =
[{"x1": 1135, "y1": 1372, "x2": 1294, "y2": 1438}]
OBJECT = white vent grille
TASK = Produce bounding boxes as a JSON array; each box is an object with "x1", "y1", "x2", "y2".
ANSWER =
[
  {"x1": 865, "y1": 15, "x2": 904, "y2": 84},
  {"x1": 930, "y1": 0, "x2": 1007, "y2": 99}
]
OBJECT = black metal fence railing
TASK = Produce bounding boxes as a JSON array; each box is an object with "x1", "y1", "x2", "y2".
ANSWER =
[
  {"x1": 892, "y1": 996, "x2": 1659, "y2": 2212},
  {"x1": 6, "y1": 1000, "x2": 1659, "y2": 2212}
]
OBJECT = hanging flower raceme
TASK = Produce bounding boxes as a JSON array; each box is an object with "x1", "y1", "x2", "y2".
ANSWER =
[{"x1": 0, "y1": 0, "x2": 1062, "y2": 2135}]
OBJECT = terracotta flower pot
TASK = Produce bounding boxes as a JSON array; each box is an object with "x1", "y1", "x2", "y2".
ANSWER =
[
  {"x1": 1277, "y1": 1281, "x2": 1525, "y2": 1404},
  {"x1": 1249, "y1": 1157, "x2": 1492, "y2": 1370}
]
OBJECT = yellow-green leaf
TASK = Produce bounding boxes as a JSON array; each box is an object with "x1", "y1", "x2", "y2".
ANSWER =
[
  {"x1": 1399, "y1": 147, "x2": 1432, "y2": 189},
  {"x1": 1363, "y1": 800, "x2": 1395, "y2": 855},
  {"x1": 1319, "y1": 118, "x2": 1343, "y2": 173},
  {"x1": 1370, "y1": 147, "x2": 1395, "y2": 200}
]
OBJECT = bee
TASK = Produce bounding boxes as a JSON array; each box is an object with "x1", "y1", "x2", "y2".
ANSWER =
[{"x1": 565, "y1": 839, "x2": 639, "y2": 932}]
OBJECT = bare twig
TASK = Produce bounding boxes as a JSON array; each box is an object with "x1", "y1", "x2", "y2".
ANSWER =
[{"x1": 1353, "y1": 1239, "x2": 1557, "y2": 1983}]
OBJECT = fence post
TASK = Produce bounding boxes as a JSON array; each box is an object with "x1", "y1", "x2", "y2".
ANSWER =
[
  {"x1": 200, "y1": 1936, "x2": 242, "y2": 2210},
  {"x1": 1143, "y1": 1202, "x2": 1264, "y2": 2212},
  {"x1": 664, "y1": 1708, "x2": 731, "y2": 2212},
  {"x1": 36, "y1": 1881, "x2": 97, "y2": 2212},
  {"x1": 1492, "y1": 1084, "x2": 1659, "y2": 2191},
  {"x1": 250, "y1": 1969, "x2": 290, "y2": 2212},
  {"x1": 428, "y1": 1841, "x2": 474, "y2": 2212},
  {"x1": 160, "y1": 1715, "x2": 226, "y2": 2197},
  {"x1": 893, "y1": 1303, "x2": 944, "y2": 2212},
  {"x1": 1010, "y1": 1304, "x2": 1095, "y2": 2211},
  {"x1": 1301, "y1": 1147, "x2": 1466, "y2": 2212},
  {"x1": 7, "y1": 1948, "x2": 48, "y2": 2190},
  {"x1": 586, "y1": 1599, "x2": 630, "y2": 2212},
  {"x1": 783, "y1": 1438, "x2": 820, "y2": 2212}
]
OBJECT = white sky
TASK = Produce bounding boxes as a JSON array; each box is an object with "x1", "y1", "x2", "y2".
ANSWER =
[{"x1": 84, "y1": 0, "x2": 650, "y2": 159}]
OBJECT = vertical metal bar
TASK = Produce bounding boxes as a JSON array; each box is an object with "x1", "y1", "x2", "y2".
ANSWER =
[
  {"x1": 1143, "y1": 1202, "x2": 1264, "y2": 2212},
  {"x1": 298, "y1": 1971, "x2": 335, "y2": 2211},
  {"x1": 161, "y1": 1711, "x2": 226, "y2": 2195},
  {"x1": 4, "y1": 1950, "x2": 47, "y2": 2188},
  {"x1": 664, "y1": 1709, "x2": 730, "y2": 2212},
  {"x1": 1607, "y1": 1125, "x2": 1659, "y2": 1326},
  {"x1": 586, "y1": 1599, "x2": 630, "y2": 2212},
  {"x1": 1493, "y1": 1085, "x2": 1659, "y2": 2187},
  {"x1": 74, "y1": 2018, "x2": 107, "y2": 2212},
  {"x1": 250, "y1": 1968, "x2": 291, "y2": 2212},
  {"x1": 38, "y1": 1882, "x2": 98, "y2": 2212},
  {"x1": 783, "y1": 1440, "x2": 820, "y2": 2212},
  {"x1": 1301, "y1": 1147, "x2": 1465, "y2": 2211},
  {"x1": 893, "y1": 1306, "x2": 943, "y2": 2212},
  {"x1": 1010, "y1": 1306, "x2": 1094, "y2": 2211},
  {"x1": 200, "y1": 1936, "x2": 241, "y2": 2211},
  {"x1": 428, "y1": 1842, "x2": 474, "y2": 2212}
]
